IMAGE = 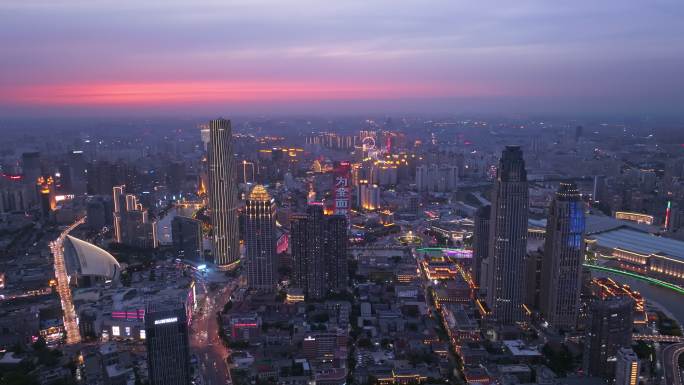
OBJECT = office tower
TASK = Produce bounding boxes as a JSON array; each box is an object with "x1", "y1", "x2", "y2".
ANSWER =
[
  {"x1": 113, "y1": 185, "x2": 125, "y2": 243},
  {"x1": 245, "y1": 185, "x2": 277, "y2": 292},
  {"x1": 592, "y1": 175, "x2": 606, "y2": 203},
  {"x1": 21, "y1": 152, "x2": 42, "y2": 183},
  {"x1": 206, "y1": 118, "x2": 240, "y2": 266},
  {"x1": 615, "y1": 347, "x2": 640, "y2": 385},
  {"x1": 472, "y1": 205, "x2": 490, "y2": 290},
  {"x1": 485, "y1": 146, "x2": 529, "y2": 325},
  {"x1": 325, "y1": 215, "x2": 348, "y2": 292},
  {"x1": 584, "y1": 296, "x2": 634, "y2": 378},
  {"x1": 291, "y1": 204, "x2": 326, "y2": 299},
  {"x1": 145, "y1": 304, "x2": 191, "y2": 385},
  {"x1": 540, "y1": 183, "x2": 585, "y2": 331},
  {"x1": 86, "y1": 199, "x2": 106, "y2": 231},
  {"x1": 68, "y1": 150, "x2": 87, "y2": 195},
  {"x1": 172, "y1": 216, "x2": 203, "y2": 261}
]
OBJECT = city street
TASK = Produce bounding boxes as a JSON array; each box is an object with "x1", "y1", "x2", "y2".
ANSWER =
[
  {"x1": 190, "y1": 275, "x2": 236, "y2": 385},
  {"x1": 662, "y1": 343, "x2": 684, "y2": 385},
  {"x1": 50, "y1": 217, "x2": 86, "y2": 345}
]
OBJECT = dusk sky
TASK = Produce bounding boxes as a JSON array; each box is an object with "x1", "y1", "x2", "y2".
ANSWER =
[{"x1": 1, "y1": 0, "x2": 683, "y2": 116}]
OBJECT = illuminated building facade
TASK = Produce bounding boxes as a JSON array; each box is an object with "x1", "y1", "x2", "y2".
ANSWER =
[
  {"x1": 357, "y1": 180, "x2": 380, "y2": 211},
  {"x1": 207, "y1": 118, "x2": 240, "y2": 266},
  {"x1": 485, "y1": 146, "x2": 529, "y2": 325},
  {"x1": 245, "y1": 185, "x2": 277, "y2": 292},
  {"x1": 615, "y1": 211, "x2": 654, "y2": 225},
  {"x1": 587, "y1": 227, "x2": 684, "y2": 285},
  {"x1": 112, "y1": 185, "x2": 125, "y2": 243},
  {"x1": 112, "y1": 186, "x2": 158, "y2": 249},
  {"x1": 540, "y1": 182, "x2": 585, "y2": 331}
]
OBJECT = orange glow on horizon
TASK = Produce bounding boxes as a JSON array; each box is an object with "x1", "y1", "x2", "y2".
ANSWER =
[{"x1": 1, "y1": 80, "x2": 502, "y2": 106}]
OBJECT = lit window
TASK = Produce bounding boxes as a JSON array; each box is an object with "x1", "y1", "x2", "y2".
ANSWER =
[{"x1": 112, "y1": 326, "x2": 120, "y2": 337}]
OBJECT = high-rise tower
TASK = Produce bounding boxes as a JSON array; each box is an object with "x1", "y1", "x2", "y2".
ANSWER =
[
  {"x1": 485, "y1": 146, "x2": 529, "y2": 324},
  {"x1": 473, "y1": 205, "x2": 490, "y2": 291},
  {"x1": 540, "y1": 182, "x2": 585, "y2": 331},
  {"x1": 207, "y1": 118, "x2": 240, "y2": 267},
  {"x1": 145, "y1": 304, "x2": 191, "y2": 385},
  {"x1": 291, "y1": 204, "x2": 326, "y2": 299},
  {"x1": 584, "y1": 296, "x2": 634, "y2": 378},
  {"x1": 326, "y1": 214, "x2": 348, "y2": 293},
  {"x1": 245, "y1": 185, "x2": 277, "y2": 292}
]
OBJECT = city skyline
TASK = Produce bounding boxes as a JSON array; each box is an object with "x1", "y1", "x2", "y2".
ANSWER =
[
  {"x1": 1, "y1": 2, "x2": 684, "y2": 384},
  {"x1": 1, "y1": 1, "x2": 684, "y2": 116}
]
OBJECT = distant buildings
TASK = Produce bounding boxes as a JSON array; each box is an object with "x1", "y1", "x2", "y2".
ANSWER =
[
  {"x1": 583, "y1": 296, "x2": 634, "y2": 378},
  {"x1": 357, "y1": 181, "x2": 380, "y2": 211},
  {"x1": 415, "y1": 164, "x2": 458, "y2": 193},
  {"x1": 484, "y1": 146, "x2": 529, "y2": 325},
  {"x1": 206, "y1": 118, "x2": 240, "y2": 266},
  {"x1": 145, "y1": 304, "x2": 191, "y2": 385},
  {"x1": 245, "y1": 185, "x2": 277, "y2": 292},
  {"x1": 171, "y1": 216, "x2": 203, "y2": 261},
  {"x1": 540, "y1": 182, "x2": 585, "y2": 331},
  {"x1": 112, "y1": 185, "x2": 157, "y2": 249},
  {"x1": 291, "y1": 204, "x2": 348, "y2": 299}
]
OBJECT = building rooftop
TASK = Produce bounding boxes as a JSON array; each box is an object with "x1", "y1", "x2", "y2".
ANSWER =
[
  {"x1": 64, "y1": 235, "x2": 120, "y2": 280},
  {"x1": 589, "y1": 228, "x2": 684, "y2": 261}
]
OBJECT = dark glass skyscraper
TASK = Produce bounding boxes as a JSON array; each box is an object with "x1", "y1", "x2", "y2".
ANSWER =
[
  {"x1": 291, "y1": 204, "x2": 326, "y2": 299},
  {"x1": 172, "y1": 216, "x2": 203, "y2": 261},
  {"x1": 485, "y1": 146, "x2": 529, "y2": 324},
  {"x1": 245, "y1": 185, "x2": 277, "y2": 292},
  {"x1": 472, "y1": 205, "x2": 490, "y2": 290},
  {"x1": 540, "y1": 182, "x2": 585, "y2": 331},
  {"x1": 207, "y1": 118, "x2": 240, "y2": 267},
  {"x1": 325, "y1": 215, "x2": 348, "y2": 293},
  {"x1": 145, "y1": 304, "x2": 191, "y2": 385},
  {"x1": 583, "y1": 296, "x2": 634, "y2": 378}
]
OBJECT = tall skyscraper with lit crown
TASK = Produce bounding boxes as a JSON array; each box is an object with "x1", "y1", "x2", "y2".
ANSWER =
[
  {"x1": 245, "y1": 185, "x2": 277, "y2": 292},
  {"x1": 540, "y1": 182, "x2": 585, "y2": 331},
  {"x1": 485, "y1": 145, "x2": 529, "y2": 324},
  {"x1": 207, "y1": 118, "x2": 240, "y2": 266}
]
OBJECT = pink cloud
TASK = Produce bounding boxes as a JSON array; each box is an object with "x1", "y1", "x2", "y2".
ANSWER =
[{"x1": 1, "y1": 80, "x2": 504, "y2": 106}]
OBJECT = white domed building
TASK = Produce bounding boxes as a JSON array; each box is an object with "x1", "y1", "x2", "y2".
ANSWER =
[{"x1": 63, "y1": 235, "x2": 121, "y2": 286}]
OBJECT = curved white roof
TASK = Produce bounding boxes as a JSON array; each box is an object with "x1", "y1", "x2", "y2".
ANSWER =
[{"x1": 64, "y1": 235, "x2": 120, "y2": 280}]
